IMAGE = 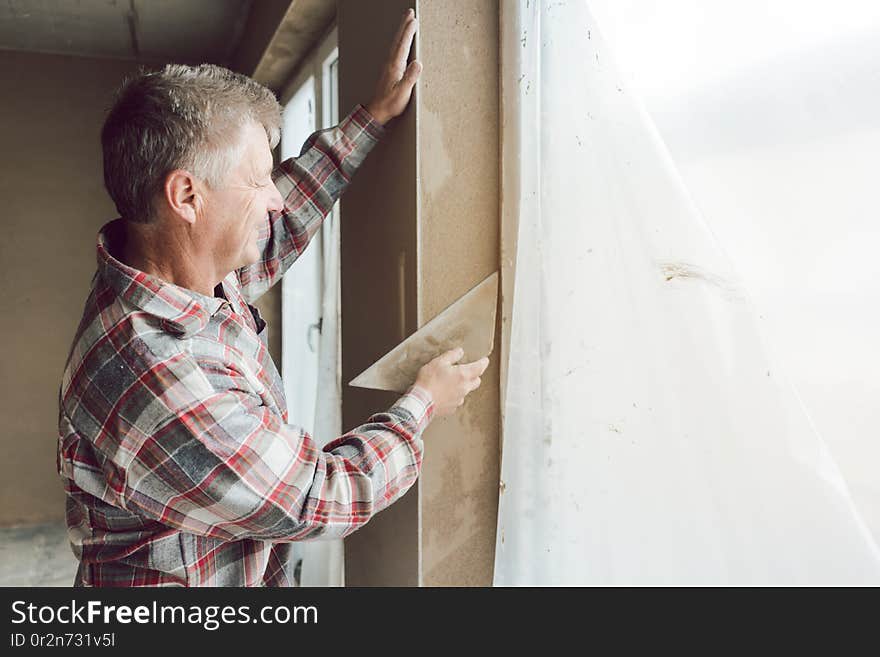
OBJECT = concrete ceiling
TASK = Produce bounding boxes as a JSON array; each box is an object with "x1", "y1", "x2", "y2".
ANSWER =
[{"x1": 0, "y1": 0, "x2": 253, "y2": 65}]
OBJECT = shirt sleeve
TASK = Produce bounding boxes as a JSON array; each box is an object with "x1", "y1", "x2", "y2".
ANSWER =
[
  {"x1": 236, "y1": 104, "x2": 385, "y2": 303},
  {"x1": 118, "y1": 353, "x2": 434, "y2": 542}
]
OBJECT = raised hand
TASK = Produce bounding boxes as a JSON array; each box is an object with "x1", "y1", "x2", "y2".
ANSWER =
[{"x1": 365, "y1": 8, "x2": 423, "y2": 125}]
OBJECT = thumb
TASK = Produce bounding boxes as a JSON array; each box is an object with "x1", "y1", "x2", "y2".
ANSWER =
[
  {"x1": 401, "y1": 59, "x2": 422, "y2": 88},
  {"x1": 460, "y1": 356, "x2": 489, "y2": 377},
  {"x1": 437, "y1": 346, "x2": 464, "y2": 365}
]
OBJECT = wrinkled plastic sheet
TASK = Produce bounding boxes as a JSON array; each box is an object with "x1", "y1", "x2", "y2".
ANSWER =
[{"x1": 493, "y1": 0, "x2": 880, "y2": 585}]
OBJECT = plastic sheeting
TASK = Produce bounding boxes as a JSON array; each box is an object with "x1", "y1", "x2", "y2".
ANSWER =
[
  {"x1": 588, "y1": 0, "x2": 880, "y2": 543},
  {"x1": 493, "y1": 0, "x2": 880, "y2": 585}
]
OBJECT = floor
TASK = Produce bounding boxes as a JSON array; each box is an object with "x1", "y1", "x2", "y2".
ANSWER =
[{"x1": 0, "y1": 521, "x2": 78, "y2": 586}]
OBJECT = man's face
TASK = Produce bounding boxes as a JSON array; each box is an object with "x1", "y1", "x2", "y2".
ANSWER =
[{"x1": 197, "y1": 120, "x2": 284, "y2": 274}]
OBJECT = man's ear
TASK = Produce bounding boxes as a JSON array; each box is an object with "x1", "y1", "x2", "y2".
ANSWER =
[{"x1": 162, "y1": 169, "x2": 201, "y2": 225}]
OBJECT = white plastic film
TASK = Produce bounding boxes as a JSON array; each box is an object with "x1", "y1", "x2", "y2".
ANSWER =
[
  {"x1": 588, "y1": 0, "x2": 880, "y2": 543},
  {"x1": 493, "y1": 0, "x2": 880, "y2": 585}
]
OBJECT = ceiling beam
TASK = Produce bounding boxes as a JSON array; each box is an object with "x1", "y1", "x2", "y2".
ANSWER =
[{"x1": 232, "y1": 0, "x2": 336, "y2": 91}]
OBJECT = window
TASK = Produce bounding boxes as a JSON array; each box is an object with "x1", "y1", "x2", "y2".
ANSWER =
[
  {"x1": 278, "y1": 27, "x2": 344, "y2": 587},
  {"x1": 279, "y1": 29, "x2": 339, "y2": 438}
]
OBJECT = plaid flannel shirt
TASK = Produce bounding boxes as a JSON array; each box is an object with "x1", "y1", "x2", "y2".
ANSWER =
[{"x1": 58, "y1": 105, "x2": 434, "y2": 587}]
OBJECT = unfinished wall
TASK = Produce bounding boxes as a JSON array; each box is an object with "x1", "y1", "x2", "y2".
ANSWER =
[
  {"x1": 339, "y1": 0, "x2": 500, "y2": 586},
  {"x1": 0, "y1": 52, "x2": 141, "y2": 526},
  {"x1": 415, "y1": 0, "x2": 500, "y2": 587}
]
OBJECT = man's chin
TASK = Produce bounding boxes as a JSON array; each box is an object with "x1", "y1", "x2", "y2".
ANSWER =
[{"x1": 234, "y1": 246, "x2": 261, "y2": 271}]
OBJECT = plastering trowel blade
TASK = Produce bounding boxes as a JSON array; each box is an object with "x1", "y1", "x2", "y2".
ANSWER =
[{"x1": 348, "y1": 271, "x2": 499, "y2": 393}]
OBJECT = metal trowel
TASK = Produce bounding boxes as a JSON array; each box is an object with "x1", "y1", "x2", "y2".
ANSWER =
[{"x1": 349, "y1": 271, "x2": 499, "y2": 393}]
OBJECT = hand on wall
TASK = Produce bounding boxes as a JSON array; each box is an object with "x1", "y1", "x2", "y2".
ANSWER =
[{"x1": 365, "y1": 8, "x2": 422, "y2": 125}]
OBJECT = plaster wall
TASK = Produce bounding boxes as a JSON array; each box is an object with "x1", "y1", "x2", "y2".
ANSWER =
[
  {"x1": 338, "y1": 0, "x2": 500, "y2": 586},
  {"x1": 0, "y1": 52, "x2": 140, "y2": 526}
]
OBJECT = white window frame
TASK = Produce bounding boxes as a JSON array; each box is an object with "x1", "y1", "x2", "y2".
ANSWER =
[{"x1": 279, "y1": 26, "x2": 338, "y2": 129}]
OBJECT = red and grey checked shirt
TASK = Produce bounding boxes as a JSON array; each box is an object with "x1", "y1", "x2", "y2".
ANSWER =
[{"x1": 58, "y1": 105, "x2": 434, "y2": 587}]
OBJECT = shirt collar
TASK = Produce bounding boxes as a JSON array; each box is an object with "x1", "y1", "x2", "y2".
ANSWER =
[{"x1": 96, "y1": 219, "x2": 228, "y2": 338}]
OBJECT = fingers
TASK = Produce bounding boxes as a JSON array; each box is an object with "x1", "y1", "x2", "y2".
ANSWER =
[
  {"x1": 437, "y1": 347, "x2": 465, "y2": 365},
  {"x1": 390, "y1": 10, "x2": 418, "y2": 66},
  {"x1": 402, "y1": 59, "x2": 422, "y2": 87},
  {"x1": 458, "y1": 356, "x2": 490, "y2": 378},
  {"x1": 367, "y1": 10, "x2": 418, "y2": 125},
  {"x1": 389, "y1": 8, "x2": 413, "y2": 55},
  {"x1": 455, "y1": 377, "x2": 481, "y2": 409},
  {"x1": 422, "y1": 351, "x2": 488, "y2": 417}
]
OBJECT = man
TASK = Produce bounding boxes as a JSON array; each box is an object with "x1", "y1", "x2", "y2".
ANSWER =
[{"x1": 58, "y1": 10, "x2": 488, "y2": 587}]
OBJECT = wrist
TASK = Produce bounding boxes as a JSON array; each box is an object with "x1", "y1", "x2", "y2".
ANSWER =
[
  {"x1": 403, "y1": 384, "x2": 436, "y2": 425},
  {"x1": 364, "y1": 103, "x2": 390, "y2": 126},
  {"x1": 412, "y1": 379, "x2": 431, "y2": 399},
  {"x1": 411, "y1": 382, "x2": 435, "y2": 408}
]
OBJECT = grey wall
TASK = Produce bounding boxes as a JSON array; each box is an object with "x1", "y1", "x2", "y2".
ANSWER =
[{"x1": 339, "y1": 0, "x2": 421, "y2": 586}]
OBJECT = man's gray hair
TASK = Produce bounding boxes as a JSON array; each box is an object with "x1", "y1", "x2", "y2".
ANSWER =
[{"x1": 102, "y1": 63, "x2": 282, "y2": 223}]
